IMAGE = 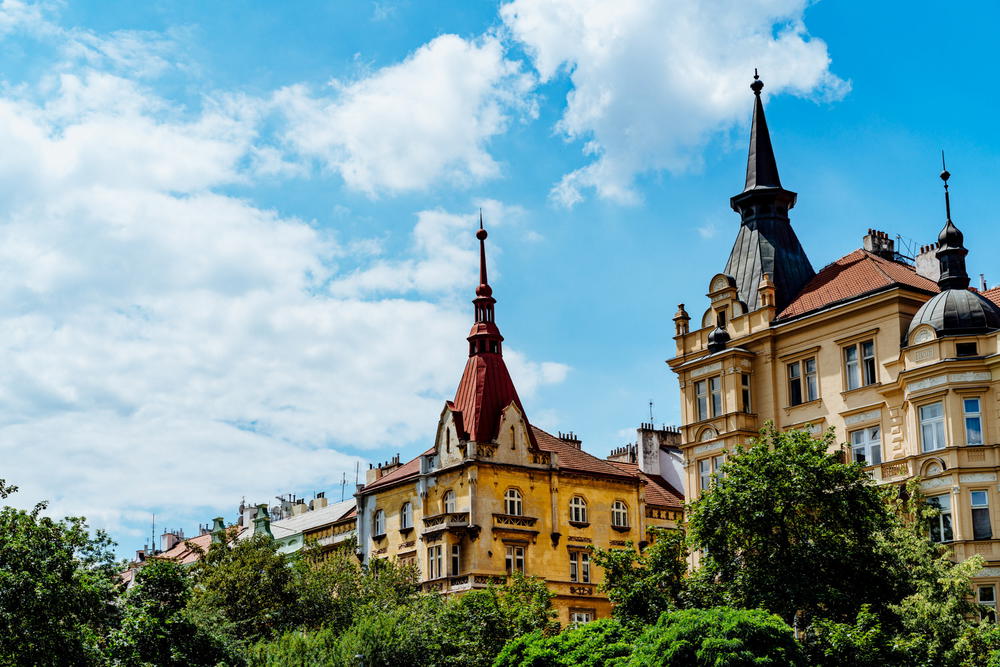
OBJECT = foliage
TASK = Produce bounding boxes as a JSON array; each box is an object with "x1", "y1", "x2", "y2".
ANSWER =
[
  {"x1": 492, "y1": 618, "x2": 636, "y2": 667},
  {"x1": 624, "y1": 607, "x2": 804, "y2": 667},
  {"x1": 188, "y1": 534, "x2": 300, "y2": 646},
  {"x1": 589, "y1": 528, "x2": 687, "y2": 626},
  {"x1": 0, "y1": 479, "x2": 119, "y2": 666},
  {"x1": 687, "y1": 425, "x2": 900, "y2": 626},
  {"x1": 107, "y1": 557, "x2": 234, "y2": 666}
]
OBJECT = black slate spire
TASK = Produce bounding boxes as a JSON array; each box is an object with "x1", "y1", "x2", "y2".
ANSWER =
[
  {"x1": 936, "y1": 158, "x2": 970, "y2": 290},
  {"x1": 723, "y1": 71, "x2": 814, "y2": 313},
  {"x1": 744, "y1": 69, "x2": 782, "y2": 191}
]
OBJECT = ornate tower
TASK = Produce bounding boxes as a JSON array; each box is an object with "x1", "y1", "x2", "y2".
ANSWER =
[{"x1": 723, "y1": 71, "x2": 815, "y2": 313}]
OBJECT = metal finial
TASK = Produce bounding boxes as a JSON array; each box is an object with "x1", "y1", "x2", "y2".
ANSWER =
[
  {"x1": 479, "y1": 208, "x2": 483, "y2": 230},
  {"x1": 754, "y1": 68, "x2": 759, "y2": 80},
  {"x1": 750, "y1": 68, "x2": 763, "y2": 94},
  {"x1": 940, "y1": 150, "x2": 952, "y2": 222}
]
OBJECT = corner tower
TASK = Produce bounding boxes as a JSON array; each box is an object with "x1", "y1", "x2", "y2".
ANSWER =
[{"x1": 724, "y1": 71, "x2": 814, "y2": 313}]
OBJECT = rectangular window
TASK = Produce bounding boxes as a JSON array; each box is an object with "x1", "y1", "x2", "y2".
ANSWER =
[
  {"x1": 741, "y1": 373, "x2": 752, "y2": 413},
  {"x1": 570, "y1": 610, "x2": 594, "y2": 624},
  {"x1": 427, "y1": 545, "x2": 443, "y2": 579},
  {"x1": 505, "y1": 545, "x2": 525, "y2": 574},
  {"x1": 699, "y1": 459, "x2": 712, "y2": 494},
  {"x1": 972, "y1": 490, "x2": 993, "y2": 540},
  {"x1": 709, "y1": 376, "x2": 722, "y2": 417},
  {"x1": 450, "y1": 544, "x2": 461, "y2": 577},
  {"x1": 849, "y1": 426, "x2": 881, "y2": 466},
  {"x1": 927, "y1": 494, "x2": 953, "y2": 543},
  {"x1": 788, "y1": 358, "x2": 818, "y2": 406},
  {"x1": 844, "y1": 340, "x2": 877, "y2": 390},
  {"x1": 712, "y1": 454, "x2": 726, "y2": 478},
  {"x1": 569, "y1": 551, "x2": 591, "y2": 583},
  {"x1": 980, "y1": 586, "x2": 997, "y2": 623},
  {"x1": 695, "y1": 380, "x2": 708, "y2": 421},
  {"x1": 957, "y1": 342, "x2": 979, "y2": 357},
  {"x1": 965, "y1": 398, "x2": 984, "y2": 446},
  {"x1": 920, "y1": 402, "x2": 946, "y2": 452}
]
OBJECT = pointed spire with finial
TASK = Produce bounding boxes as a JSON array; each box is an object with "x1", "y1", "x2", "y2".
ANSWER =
[
  {"x1": 936, "y1": 154, "x2": 970, "y2": 290},
  {"x1": 744, "y1": 68, "x2": 782, "y2": 191}
]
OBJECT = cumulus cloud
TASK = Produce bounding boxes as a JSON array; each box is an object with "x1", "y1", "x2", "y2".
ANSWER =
[
  {"x1": 501, "y1": 0, "x2": 848, "y2": 206},
  {"x1": 0, "y1": 15, "x2": 564, "y2": 544},
  {"x1": 276, "y1": 34, "x2": 537, "y2": 196}
]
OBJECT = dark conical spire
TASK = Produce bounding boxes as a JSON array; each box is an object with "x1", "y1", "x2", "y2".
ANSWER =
[
  {"x1": 744, "y1": 69, "x2": 782, "y2": 191},
  {"x1": 724, "y1": 71, "x2": 814, "y2": 314},
  {"x1": 935, "y1": 157, "x2": 970, "y2": 290}
]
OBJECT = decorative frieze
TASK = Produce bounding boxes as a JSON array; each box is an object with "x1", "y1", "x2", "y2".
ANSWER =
[
  {"x1": 949, "y1": 372, "x2": 991, "y2": 383},
  {"x1": 960, "y1": 472, "x2": 998, "y2": 483},
  {"x1": 845, "y1": 409, "x2": 881, "y2": 426},
  {"x1": 693, "y1": 442, "x2": 724, "y2": 455},
  {"x1": 907, "y1": 375, "x2": 948, "y2": 392},
  {"x1": 919, "y1": 476, "x2": 954, "y2": 490},
  {"x1": 691, "y1": 362, "x2": 723, "y2": 378}
]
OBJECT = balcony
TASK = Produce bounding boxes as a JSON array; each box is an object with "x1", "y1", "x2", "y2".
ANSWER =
[{"x1": 420, "y1": 512, "x2": 471, "y2": 538}]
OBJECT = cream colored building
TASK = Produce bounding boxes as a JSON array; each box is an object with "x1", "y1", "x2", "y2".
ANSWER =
[{"x1": 668, "y1": 73, "x2": 1000, "y2": 616}]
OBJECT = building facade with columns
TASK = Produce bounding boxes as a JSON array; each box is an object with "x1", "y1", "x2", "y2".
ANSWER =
[
  {"x1": 668, "y1": 73, "x2": 1000, "y2": 611},
  {"x1": 355, "y1": 222, "x2": 684, "y2": 625}
]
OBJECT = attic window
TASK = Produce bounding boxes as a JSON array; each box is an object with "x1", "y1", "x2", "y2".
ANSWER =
[{"x1": 957, "y1": 342, "x2": 978, "y2": 357}]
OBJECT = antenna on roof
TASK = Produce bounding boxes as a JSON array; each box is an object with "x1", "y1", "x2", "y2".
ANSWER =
[
  {"x1": 354, "y1": 461, "x2": 359, "y2": 487},
  {"x1": 340, "y1": 471, "x2": 346, "y2": 502},
  {"x1": 151, "y1": 513, "x2": 156, "y2": 555},
  {"x1": 648, "y1": 400, "x2": 654, "y2": 423}
]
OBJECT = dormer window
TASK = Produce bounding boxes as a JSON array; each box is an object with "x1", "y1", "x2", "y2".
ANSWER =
[{"x1": 957, "y1": 342, "x2": 978, "y2": 357}]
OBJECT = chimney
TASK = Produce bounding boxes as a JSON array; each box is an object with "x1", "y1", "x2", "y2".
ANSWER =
[
  {"x1": 310, "y1": 492, "x2": 329, "y2": 511},
  {"x1": 636, "y1": 423, "x2": 683, "y2": 475},
  {"x1": 863, "y1": 229, "x2": 896, "y2": 260},
  {"x1": 915, "y1": 242, "x2": 940, "y2": 282},
  {"x1": 291, "y1": 499, "x2": 307, "y2": 516},
  {"x1": 558, "y1": 431, "x2": 582, "y2": 450},
  {"x1": 160, "y1": 529, "x2": 184, "y2": 552},
  {"x1": 607, "y1": 443, "x2": 637, "y2": 464}
]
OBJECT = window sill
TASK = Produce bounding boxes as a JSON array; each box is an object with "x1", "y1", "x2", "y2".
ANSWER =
[
  {"x1": 785, "y1": 398, "x2": 822, "y2": 411},
  {"x1": 611, "y1": 525, "x2": 631, "y2": 532},
  {"x1": 841, "y1": 382, "x2": 881, "y2": 397},
  {"x1": 398, "y1": 527, "x2": 413, "y2": 536},
  {"x1": 568, "y1": 521, "x2": 590, "y2": 529},
  {"x1": 372, "y1": 533, "x2": 387, "y2": 540}
]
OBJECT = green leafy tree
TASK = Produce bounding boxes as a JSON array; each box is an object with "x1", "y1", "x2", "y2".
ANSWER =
[
  {"x1": 108, "y1": 557, "x2": 233, "y2": 666},
  {"x1": 188, "y1": 534, "x2": 300, "y2": 646},
  {"x1": 0, "y1": 479, "x2": 119, "y2": 666},
  {"x1": 492, "y1": 618, "x2": 636, "y2": 667},
  {"x1": 624, "y1": 607, "x2": 804, "y2": 667},
  {"x1": 589, "y1": 528, "x2": 687, "y2": 625},
  {"x1": 687, "y1": 425, "x2": 900, "y2": 626}
]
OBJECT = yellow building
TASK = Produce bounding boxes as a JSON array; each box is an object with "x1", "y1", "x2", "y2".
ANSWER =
[
  {"x1": 668, "y1": 72, "x2": 1000, "y2": 614},
  {"x1": 356, "y1": 222, "x2": 683, "y2": 625}
]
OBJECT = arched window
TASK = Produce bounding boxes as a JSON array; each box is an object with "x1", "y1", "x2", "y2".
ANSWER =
[
  {"x1": 611, "y1": 500, "x2": 629, "y2": 528},
  {"x1": 504, "y1": 488, "x2": 523, "y2": 516},
  {"x1": 400, "y1": 502, "x2": 412, "y2": 530},
  {"x1": 373, "y1": 509, "x2": 385, "y2": 536},
  {"x1": 443, "y1": 490, "x2": 456, "y2": 514},
  {"x1": 569, "y1": 496, "x2": 588, "y2": 524}
]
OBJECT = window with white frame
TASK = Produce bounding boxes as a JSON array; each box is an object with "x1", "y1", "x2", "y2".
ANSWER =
[
  {"x1": 920, "y1": 402, "x2": 946, "y2": 452},
  {"x1": 695, "y1": 380, "x2": 708, "y2": 420},
  {"x1": 450, "y1": 544, "x2": 461, "y2": 576},
  {"x1": 443, "y1": 490, "x2": 456, "y2": 514},
  {"x1": 709, "y1": 376, "x2": 722, "y2": 417},
  {"x1": 570, "y1": 609, "x2": 595, "y2": 624},
  {"x1": 504, "y1": 488, "x2": 523, "y2": 516},
  {"x1": 844, "y1": 340, "x2": 877, "y2": 390},
  {"x1": 741, "y1": 373, "x2": 752, "y2": 413},
  {"x1": 964, "y1": 398, "x2": 984, "y2": 446},
  {"x1": 699, "y1": 455, "x2": 725, "y2": 493},
  {"x1": 788, "y1": 358, "x2": 818, "y2": 406},
  {"x1": 927, "y1": 494, "x2": 953, "y2": 543},
  {"x1": 570, "y1": 551, "x2": 591, "y2": 583},
  {"x1": 373, "y1": 509, "x2": 385, "y2": 536},
  {"x1": 611, "y1": 500, "x2": 629, "y2": 528},
  {"x1": 980, "y1": 586, "x2": 997, "y2": 623},
  {"x1": 427, "y1": 545, "x2": 443, "y2": 579},
  {"x1": 505, "y1": 545, "x2": 525, "y2": 573},
  {"x1": 972, "y1": 490, "x2": 993, "y2": 540},
  {"x1": 849, "y1": 426, "x2": 881, "y2": 466},
  {"x1": 569, "y1": 496, "x2": 588, "y2": 523},
  {"x1": 400, "y1": 502, "x2": 412, "y2": 530}
]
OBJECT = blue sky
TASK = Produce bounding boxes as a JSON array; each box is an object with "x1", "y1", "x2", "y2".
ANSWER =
[{"x1": 0, "y1": 0, "x2": 997, "y2": 556}]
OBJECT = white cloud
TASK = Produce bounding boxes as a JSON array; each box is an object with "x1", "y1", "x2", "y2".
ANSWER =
[
  {"x1": 276, "y1": 34, "x2": 537, "y2": 196},
  {"x1": 501, "y1": 0, "x2": 848, "y2": 206},
  {"x1": 0, "y1": 21, "x2": 564, "y2": 544}
]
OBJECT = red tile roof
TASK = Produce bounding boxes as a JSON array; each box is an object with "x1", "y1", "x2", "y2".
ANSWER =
[
  {"x1": 361, "y1": 449, "x2": 429, "y2": 492},
  {"x1": 982, "y1": 287, "x2": 1000, "y2": 308},
  {"x1": 607, "y1": 461, "x2": 684, "y2": 509},
  {"x1": 777, "y1": 249, "x2": 938, "y2": 320},
  {"x1": 453, "y1": 353, "x2": 530, "y2": 445},
  {"x1": 157, "y1": 532, "x2": 213, "y2": 565}
]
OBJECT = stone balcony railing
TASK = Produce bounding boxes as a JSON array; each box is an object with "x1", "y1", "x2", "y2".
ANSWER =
[{"x1": 420, "y1": 512, "x2": 471, "y2": 537}]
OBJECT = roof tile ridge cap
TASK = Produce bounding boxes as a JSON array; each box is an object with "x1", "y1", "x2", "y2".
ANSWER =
[{"x1": 860, "y1": 248, "x2": 899, "y2": 284}]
